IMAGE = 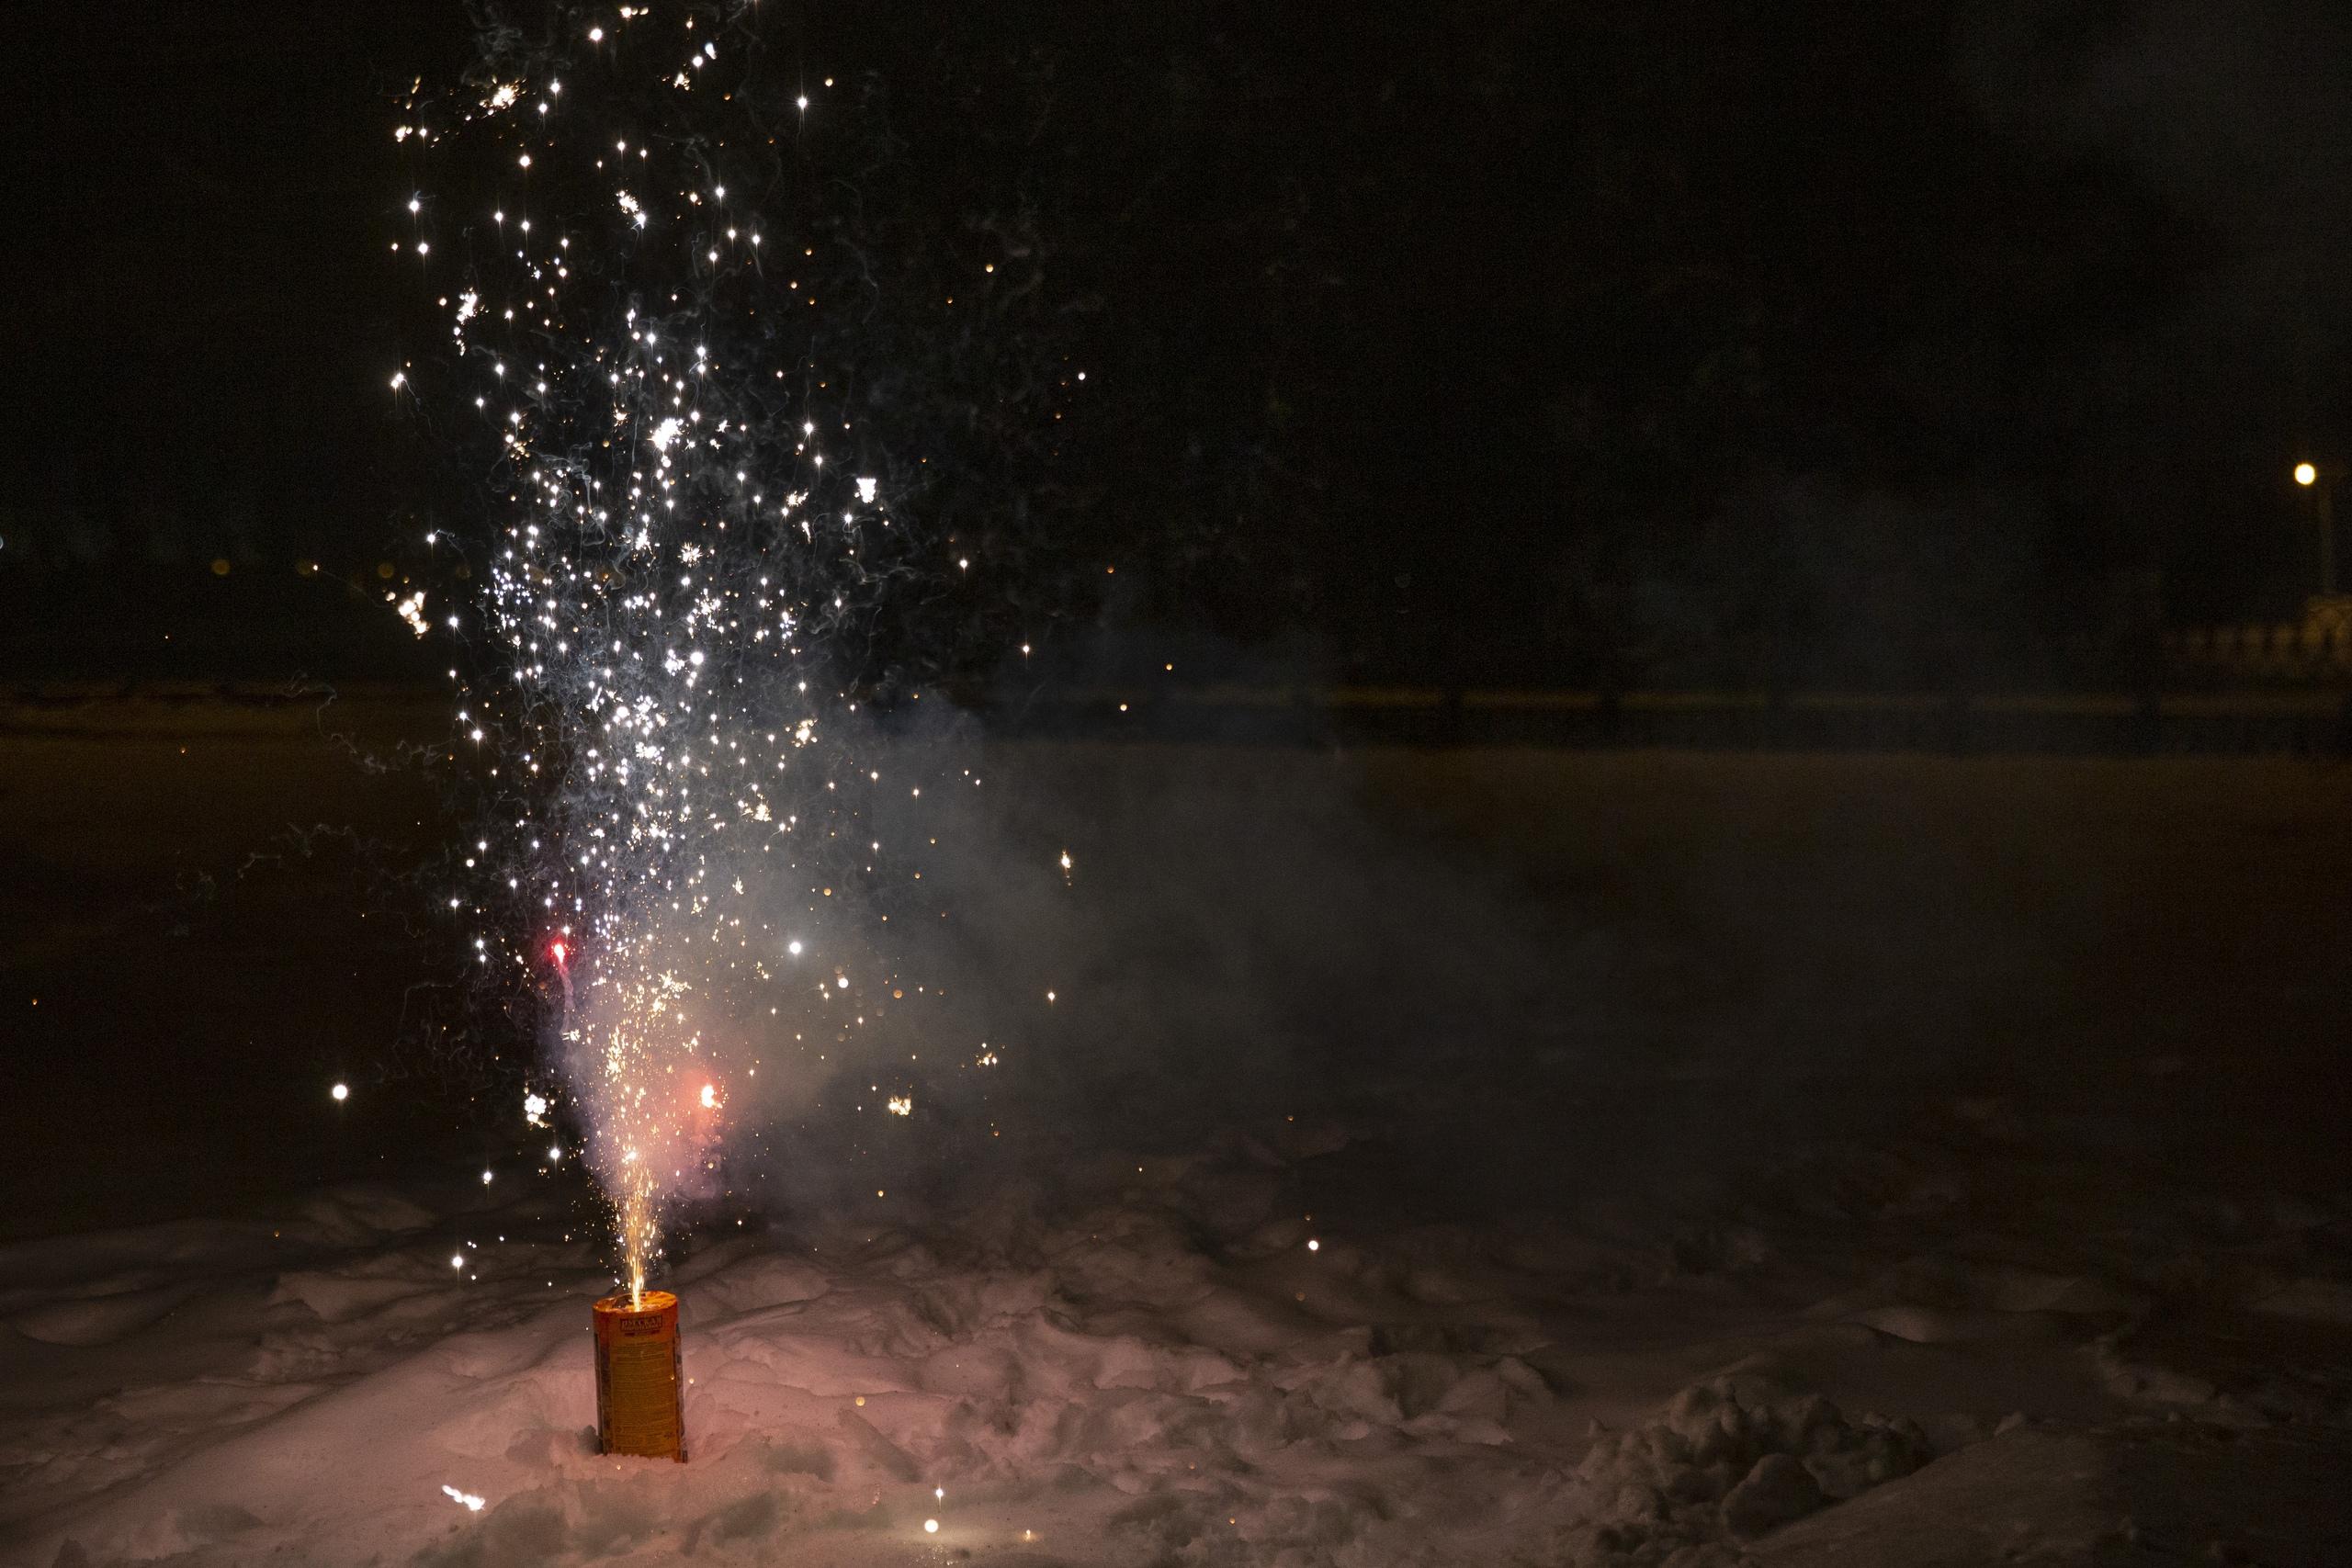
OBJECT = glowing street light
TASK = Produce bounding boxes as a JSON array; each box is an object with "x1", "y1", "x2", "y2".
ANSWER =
[{"x1": 2295, "y1": 460, "x2": 2345, "y2": 598}]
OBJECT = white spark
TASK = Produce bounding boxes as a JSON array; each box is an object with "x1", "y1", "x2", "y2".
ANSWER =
[{"x1": 390, "y1": 32, "x2": 1040, "y2": 1337}]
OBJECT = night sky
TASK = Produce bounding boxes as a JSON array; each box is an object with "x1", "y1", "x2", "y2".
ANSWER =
[{"x1": 4, "y1": 0, "x2": 2348, "y2": 685}]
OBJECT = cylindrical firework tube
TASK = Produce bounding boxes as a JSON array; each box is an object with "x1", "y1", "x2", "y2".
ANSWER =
[{"x1": 592, "y1": 1290, "x2": 685, "y2": 1461}]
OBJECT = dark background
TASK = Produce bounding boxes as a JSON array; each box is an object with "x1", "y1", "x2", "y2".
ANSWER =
[
  {"x1": 2, "y1": 0, "x2": 2349, "y2": 688},
  {"x1": 4, "y1": 35, "x2": 2352, "y2": 1544}
]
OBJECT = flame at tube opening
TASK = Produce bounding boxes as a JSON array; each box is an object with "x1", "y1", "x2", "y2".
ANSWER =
[{"x1": 568, "y1": 953, "x2": 722, "y2": 1301}]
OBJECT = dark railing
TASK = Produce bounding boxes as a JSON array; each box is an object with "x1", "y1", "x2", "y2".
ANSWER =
[
  {"x1": 986, "y1": 685, "x2": 2352, "y2": 756},
  {"x1": 6, "y1": 681, "x2": 2352, "y2": 757}
]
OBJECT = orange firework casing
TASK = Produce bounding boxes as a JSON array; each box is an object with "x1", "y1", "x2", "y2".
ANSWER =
[{"x1": 592, "y1": 1291, "x2": 685, "y2": 1461}]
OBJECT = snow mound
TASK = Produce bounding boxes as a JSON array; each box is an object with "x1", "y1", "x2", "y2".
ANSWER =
[{"x1": 1564, "y1": 1375, "x2": 1929, "y2": 1561}]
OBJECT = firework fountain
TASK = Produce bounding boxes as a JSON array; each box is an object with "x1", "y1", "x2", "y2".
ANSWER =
[{"x1": 390, "y1": 5, "x2": 1061, "y2": 1323}]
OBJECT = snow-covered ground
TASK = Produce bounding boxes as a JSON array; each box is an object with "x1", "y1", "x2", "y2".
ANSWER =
[
  {"x1": 8, "y1": 1092, "x2": 2352, "y2": 1566},
  {"x1": 8, "y1": 715, "x2": 2352, "y2": 1564}
]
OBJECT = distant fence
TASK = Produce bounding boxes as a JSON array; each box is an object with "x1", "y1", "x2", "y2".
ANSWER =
[
  {"x1": 2165, "y1": 601, "x2": 2352, "y2": 681},
  {"x1": 989, "y1": 685, "x2": 2352, "y2": 756},
  {"x1": 6, "y1": 680, "x2": 2352, "y2": 757}
]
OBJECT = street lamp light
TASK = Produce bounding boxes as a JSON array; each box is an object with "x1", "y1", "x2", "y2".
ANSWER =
[{"x1": 2295, "y1": 460, "x2": 2342, "y2": 599}]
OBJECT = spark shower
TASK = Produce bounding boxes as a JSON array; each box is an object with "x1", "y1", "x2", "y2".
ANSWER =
[{"x1": 390, "y1": 3, "x2": 1057, "y2": 1297}]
